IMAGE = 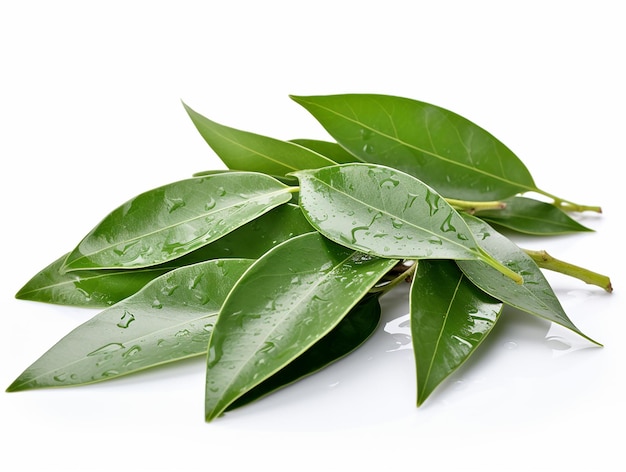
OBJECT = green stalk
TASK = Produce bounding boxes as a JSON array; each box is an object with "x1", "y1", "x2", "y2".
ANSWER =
[
  {"x1": 445, "y1": 198, "x2": 507, "y2": 214},
  {"x1": 524, "y1": 249, "x2": 613, "y2": 292},
  {"x1": 536, "y1": 189, "x2": 602, "y2": 213},
  {"x1": 478, "y1": 247, "x2": 524, "y2": 284}
]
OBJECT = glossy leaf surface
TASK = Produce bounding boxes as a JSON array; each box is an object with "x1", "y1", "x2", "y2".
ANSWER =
[
  {"x1": 16, "y1": 205, "x2": 314, "y2": 307},
  {"x1": 227, "y1": 293, "x2": 382, "y2": 410},
  {"x1": 476, "y1": 196, "x2": 592, "y2": 235},
  {"x1": 63, "y1": 172, "x2": 293, "y2": 271},
  {"x1": 291, "y1": 93, "x2": 536, "y2": 200},
  {"x1": 7, "y1": 259, "x2": 253, "y2": 391},
  {"x1": 294, "y1": 163, "x2": 489, "y2": 261},
  {"x1": 204, "y1": 232, "x2": 398, "y2": 421},
  {"x1": 410, "y1": 260, "x2": 502, "y2": 406},
  {"x1": 456, "y1": 215, "x2": 600, "y2": 344},
  {"x1": 289, "y1": 138, "x2": 359, "y2": 164},
  {"x1": 183, "y1": 103, "x2": 337, "y2": 178}
]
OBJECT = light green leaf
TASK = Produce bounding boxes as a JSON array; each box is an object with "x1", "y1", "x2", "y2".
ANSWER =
[
  {"x1": 410, "y1": 260, "x2": 502, "y2": 406},
  {"x1": 62, "y1": 172, "x2": 294, "y2": 271},
  {"x1": 204, "y1": 232, "x2": 398, "y2": 421},
  {"x1": 7, "y1": 259, "x2": 253, "y2": 391},
  {"x1": 293, "y1": 163, "x2": 522, "y2": 282},
  {"x1": 457, "y1": 214, "x2": 600, "y2": 345},
  {"x1": 16, "y1": 204, "x2": 313, "y2": 307},
  {"x1": 291, "y1": 93, "x2": 536, "y2": 201},
  {"x1": 289, "y1": 138, "x2": 359, "y2": 164},
  {"x1": 183, "y1": 102, "x2": 337, "y2": 178}
]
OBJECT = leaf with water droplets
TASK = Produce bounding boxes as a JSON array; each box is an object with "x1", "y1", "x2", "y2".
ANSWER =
[
  {"x1": 410, "y1": 260, "x2": 502, "y2": 406},
  {"x1": 290, "y1": 93, "x2": 537, "y2": 201},
  {"x1": 204, "y1": 232, "x2": 398, "y2": 421},
  {"x1": 456, "y1": 214, "x2": 600, "y2": 345},
  {"x1": 475, "y1": 196, "x2": 593, "y2": 235},
  {"x1": 292, "y1": 163, "x2": 521, "y2": 285},
  {"x1": 16, "y1": 204, "x2": 313, "y2": 307},
  {"x1": 227, "y1": 293, "x2": 382, "y2": 410},
  {"x1": 62, "y1": 172, "x2": 294, "y2": 271},
  {"x1": 7, "y1": 259, "x2": 253, "y2": 391},
  {"x1": 183, "y1": 102, "x2": 337, "y2": 179}
]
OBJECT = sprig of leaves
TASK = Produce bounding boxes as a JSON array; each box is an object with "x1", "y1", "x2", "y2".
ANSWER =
[{"x1": 9, "y1": 93, "x2": 612, "y2": 422}]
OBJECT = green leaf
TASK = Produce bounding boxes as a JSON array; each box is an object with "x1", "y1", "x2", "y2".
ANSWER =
[
  {"x1": 16, "y1": 204, "x2": 314, "y2": 307},
  {"x1": 476, "y1": 196, "x2": 593, "y2": 235},
  {"x1": 410, "y1": 260, "x2": 502, "y2": 406},
  {"x1": 456, "y1": 214, "x2": 601, "y2": 345},
  {"x1": 183, "y1": 102, "x2": 337, "y2": 178},
  {"x1": 290, "y1": 93, "x2": 536, "y2": 201},
  {"x1": 62, "y1": 172, "x2": 294, "y2": 271},
  {"x1": 204, "y1": 232, "x2": 398, "y2": 421},
  {"x1": 293, "y1": 163, "x2": 522, "y2": 282},
  {"x1": 7, "y1": 259, "x2": 253, "y2": 391},
  {"x1": 227, "y1": 293, "x2": 382, "y2": 411},
  {"x1": 289, "y1": 138, "x2": 359, "y2": 164}
]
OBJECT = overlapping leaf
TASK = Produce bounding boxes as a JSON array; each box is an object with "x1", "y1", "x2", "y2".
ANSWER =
[
  {"x1": 289, "y1": 138, "x2": 359, "y2": 164},
  {"x1": 16, "y1": 204, "x2": 313, "y2": 307},
  {"x1": 8, "y1": 259, "x2": 253, "y2": 391},
  {"x1": 293, "y1": 163, "x2": 521, "y2": 282},
  {"x1": 183, "y1": 103, "x2": 337, "y2": 178},
  {"x1": 291, "y1": 93, "x2": 537, "y2": 201},
  {"x1": 476, "y1": 196, "x2": 592, "y2": 235},
  {"x1": 410, "y1": 260, "x2": 502, "y2": 406},
  {"x1": 62, "y1": 172, "x2": 294, "y2": 271},
  {"x1": 456, "y1": 214, "x2": 600, "y2": 345},
  {"x1": 204, "y1": 232, "x2": 398, "y2": 421}
]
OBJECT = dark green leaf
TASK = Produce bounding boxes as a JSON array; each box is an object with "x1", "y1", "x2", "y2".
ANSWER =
[
  {"x1": 289, "y1": 138, "x2": 359, "y2": 164},
  {"x1": 227, "y1": 293, "x2": 382, "y2": 410},
  {"x1": 457, "y1": 214, "x2": 600, "y2": 345},
  {"x1": 183, "y1": 102, "x2": 337, "y2": 178},
  {"x1": 16, "y1": 204, "x2": 313, "y2": 307},
  {"x1": 293, "y1": 163, "x2": 522, "y2": 282},
  {"x1": 291, "y1": 93, "x2": 537, "y2": 201},
  {"x1": 204, "y1": 232, "x2": 398, "y2": 421},
  {"x1": 62, "y1": 172, "x2": 294, "y2": 271},
  {"x1": 7, "y1": 259, "x2": 253, "y2": 391},
  {"x1": 476, "y1": 196, "x2": 593, "y2": 235},
  {"x1": 410, "y1": 260, "x2": 502, "y2": 406}
]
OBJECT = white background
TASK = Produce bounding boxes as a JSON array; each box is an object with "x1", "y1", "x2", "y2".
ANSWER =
[{"x1": 1, "y1": 1, "x2": 624, "y2": 471}]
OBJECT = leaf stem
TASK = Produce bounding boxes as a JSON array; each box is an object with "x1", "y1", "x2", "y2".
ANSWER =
[
  {"x1": 535, "y1": 189, "x2": 602, "y2": 213},
  {"x1": 523, "y1": 249, "x2": 613, "y2": 292},
  {"x1": 478, "y1": 247, "x2": 524, "y2": 284},
  {"x1": 370, "y1": 261, "x2": 417, "y2": 294},
  {"x1": 445, "y1": 198, "x2": 506, "y2": 214}
]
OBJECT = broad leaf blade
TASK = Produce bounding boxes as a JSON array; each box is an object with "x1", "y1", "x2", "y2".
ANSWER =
[
  {"x1": 183, "y1": 102, "x2": 337, "y2": 177},
  {"x1": 227, "y1": 293, "x2": 382, "y2": 410},
  {"x1": 62, "y1": 172, "x2": 293, "y2": 271},
  {"x1": 16, "y1": 204, "x2": 314, "y2": 307},
  {"x1": 204, "y1": 232, "x2": 398, "y2": 421},
  {"x1": 289, "y1": 138, "x2": 359, "y2": 164},
  {"x1": 476, "y1": 196, "x2": 593, "y2": 235},
  {"x1": 291, "y1": 93, "x2": 536, "y2": 200},
  {"x1": 293, "y1": 163, "x2": 485, "y2": 261},
  {"x1": 410, "y1": 260, "x2": 502, "y2": 406},
  {"x1": 457, "y1": 214, "x2": 600, "y2": 345},
  {"x1": 7, "y1": 259, "x2": 253, "y2": 391}
]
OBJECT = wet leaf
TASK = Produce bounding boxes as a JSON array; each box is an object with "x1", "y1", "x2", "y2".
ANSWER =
[
  {"x1": 289, "y1": 138, "x2": 359, "y2": 164},
  {"x1": 227, "y1": 293, "x2": 382, "y2": 410},
  {"x1": 456, "y1": 214, "x2": 600, "y2": 345},
  {"x1": 291, "y1": 93, "x2": 536, "y2": 201},
  {"x1": 7, "y1": 259, "x2": 253, "y2": 391},
  {"x1": 183, "y1": 102, "x2": 336, "y2": 178},
  {"x1": 476, "y1": 196, "x2": 593, "y2": 235},
  {"x1": 16, "y1": 205, "x2": 314, "y2": 307},
  {"x1": 204, "y1": 232, "x2": 398, "y2": 421},
  {"x1": 62, "y1": 172, "x2": 294, "y2": 271},
  {"x1": 293, "y1": 163, "x2": 520, "y2": 283},
  {"x1": 410, "y1": 260, "x2": 502, "y2": 406}
]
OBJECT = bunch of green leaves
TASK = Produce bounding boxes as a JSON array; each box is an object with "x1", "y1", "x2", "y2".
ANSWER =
[{"x1": 9, "y1": 93, "x2": 613, "y2": 422}]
